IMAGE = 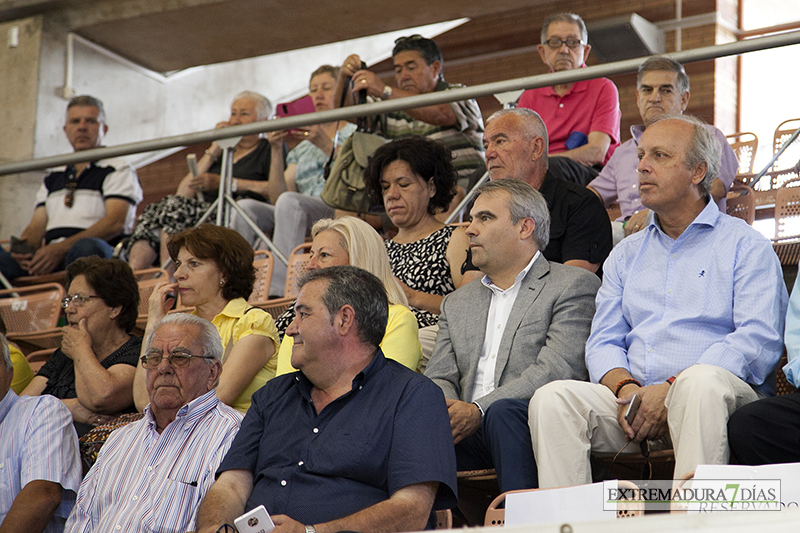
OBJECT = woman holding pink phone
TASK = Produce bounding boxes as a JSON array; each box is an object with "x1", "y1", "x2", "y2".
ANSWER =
[{"x1": 232, "y1": 65, "x2": 356, "y2": 298}]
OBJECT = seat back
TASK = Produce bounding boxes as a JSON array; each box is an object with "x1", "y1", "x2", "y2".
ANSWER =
[
  {"x1": 285, "y1": 242, "x2": 313, "y2": 299},
  {"x1": 769, "y1": 119, "x2": 800, "y2": 189},
  {"x1": 774, "y1": 177, "x2": 800, "y2": 238},
  {"x1": 0, "y1": 283, "x2": 66, "y2": 335},
  {"x1": 133, "y1": 268, "x2": 170, "y2": 317},
  {"x1": 249, "y1": 250, "x2": 274, "y2": 304},
  {"x1": 726, "y1": 132, "x2": 758, "y2": 175},
  {"x1": 726, "y1": 190, "x2": 755, "y2": 225}
]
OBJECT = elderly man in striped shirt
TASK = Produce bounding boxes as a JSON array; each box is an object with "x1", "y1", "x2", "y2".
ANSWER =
[
  {"x1": 0, "y1": 334, "x2": 81, "y2": 533},
  {"x1": 65, "y1": 314, "x2": 242, "y2": 533}
]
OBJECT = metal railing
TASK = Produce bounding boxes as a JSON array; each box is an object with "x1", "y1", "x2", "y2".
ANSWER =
[{"x1": 2, "y1": 30, "x2": 800, "y2": 177}]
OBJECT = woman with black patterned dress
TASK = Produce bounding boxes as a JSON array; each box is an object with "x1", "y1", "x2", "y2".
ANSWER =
[{"x1": 365, "y1": 137, "x2": 479, "y2": 366}]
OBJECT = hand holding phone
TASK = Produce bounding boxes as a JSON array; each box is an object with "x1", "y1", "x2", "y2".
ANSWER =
[
  {"x1": 235, "y1": 505, "x2": 275, "y2": 533},
  {"x1": 624, "y1": 393, "x2": 641, "y2": 425}
]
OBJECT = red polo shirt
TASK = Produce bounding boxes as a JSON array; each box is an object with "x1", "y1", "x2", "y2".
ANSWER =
[{"x1": 518, "y1": 71, "x2": 621, "y2": 165}]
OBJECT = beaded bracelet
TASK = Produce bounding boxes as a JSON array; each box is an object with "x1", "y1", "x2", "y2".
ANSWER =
[{"x1": 614, "y1": 378, "x2": 641, "y2": 397}]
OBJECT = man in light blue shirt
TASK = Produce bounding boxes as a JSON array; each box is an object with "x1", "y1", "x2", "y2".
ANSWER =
[
  {"x1": 0, "y1": 334, "x2": 81, "y2": 533},
  {"x1": 530, "y1": 115, "x2": 787, "y2": 486},
  {"x1": 728, "y1": 273, "x2": 800, "y2": 465}
]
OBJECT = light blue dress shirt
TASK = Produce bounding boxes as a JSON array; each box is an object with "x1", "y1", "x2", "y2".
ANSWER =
[
  {"x1": 782, "y1": 270, "x2": 800, "y2": 387},
  {"x1": 587, "y1": 201, "x2": 787, "y2": 390}
]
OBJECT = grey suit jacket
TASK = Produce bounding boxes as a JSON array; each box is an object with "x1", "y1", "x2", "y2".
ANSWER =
[{"x1": 424, "y1": 254, "x2": 600, "y2": 411}]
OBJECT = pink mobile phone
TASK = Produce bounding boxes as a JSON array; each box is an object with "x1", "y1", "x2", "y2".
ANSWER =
[{"x1": 275, "y1": 95, "x2": 315, "y2": 118}]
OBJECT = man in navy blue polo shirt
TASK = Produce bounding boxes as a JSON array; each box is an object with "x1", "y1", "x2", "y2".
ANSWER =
[
  {"x1": 196, "y1": 266, "x2": 457, "y2": 533},
  {"x1": 0, "y1": 95, "x2": 142, "y2": 281}
]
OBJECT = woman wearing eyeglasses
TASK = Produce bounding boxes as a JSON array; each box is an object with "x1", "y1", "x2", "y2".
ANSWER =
[
  {"x1": 132, "y1": 224, "x2": 279, "y2": 414},
  {"x1": 22, "y1": 257, "x2": 142, "y2": 437}
]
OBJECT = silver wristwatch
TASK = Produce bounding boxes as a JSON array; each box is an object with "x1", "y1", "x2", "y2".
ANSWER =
[
  {"x1": 305, "y1": 525, "x2": 317, "y2": 533},
  {"x1": 382, "y1": 85, "x2": 393, "y2": 100}
]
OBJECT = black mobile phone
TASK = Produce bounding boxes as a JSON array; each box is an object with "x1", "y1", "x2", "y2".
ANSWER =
[{"x1": 625, "y1": 393, "x2": 641, "y2": 424}]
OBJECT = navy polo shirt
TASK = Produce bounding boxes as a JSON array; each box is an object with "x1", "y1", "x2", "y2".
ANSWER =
[{"x1": 218, "y1": 350, "x2": 458, "y2": 525}]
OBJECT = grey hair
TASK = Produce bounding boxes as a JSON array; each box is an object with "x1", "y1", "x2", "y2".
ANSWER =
[
  {"x1": 0, "y1": 334, "x2": 10, "y2": 371},
  {"x1": 298, "y1": 266, "x2": 388, "y2": 348},
  {"x1": 144, "y1": 313, "x2": 223, "y2": 362},
  {"x1": 67, "y1": 95, "x2": 106, "y2": 123},
  {"x1": 541, "y1": 12, "x2": 588, "y2": 44},
  {"x1": 233, "y1": 91, "x2": 272, "y2": 120},
  {"x1": 476, "y1": 179, "x2": 551, "y2": 251},
  {"x1": 652, "y1": 114, "x2": 721, "y2": 198},
  {"x1": 486, "y1": 108, "x2": 549, "y2": 165},
  {"x1": 637, "y1": 56, "x2": 690, "y2": 95}
]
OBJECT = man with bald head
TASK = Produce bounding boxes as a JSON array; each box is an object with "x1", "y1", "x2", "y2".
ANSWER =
[
  {"x1": 66, "y1": 314, "x2": 242, "y2": 533},
  {"x1": 530, "y1": 115, "x2": 787, "y2": 487},
  {"x1": 469, "y1": 107, "x2": 612, "y2": 275}
]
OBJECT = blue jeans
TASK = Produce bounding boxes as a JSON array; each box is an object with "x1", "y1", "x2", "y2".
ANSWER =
[{"x1": 0, "y1": 237, "x2": 114, "y2": 281}]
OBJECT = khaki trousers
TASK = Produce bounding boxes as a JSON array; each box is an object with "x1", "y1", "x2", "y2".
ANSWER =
[{"x1": 529, "y1": 364, "x2": 758, "y2": 487}]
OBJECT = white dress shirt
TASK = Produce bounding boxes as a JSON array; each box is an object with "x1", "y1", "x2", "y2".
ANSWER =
[{"x1": 471, "y1": 252, "x2": 539, "y2": 403}]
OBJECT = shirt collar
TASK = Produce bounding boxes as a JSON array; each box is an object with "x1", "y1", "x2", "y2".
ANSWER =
[
  {"x1": 481, "y1": 251, "x2": 540, "y2": 293},
  {"x1": 295, "y1": 349, "x2": 388, "y2": 401},
  {"x1": 631, "y1": 124, "x2": 646, "y2": 143},
  {"x1": 0, "y1": 389, "x2": 18, "y2": 426},
  {"x1": 193, "y1": 297, "x2": 249, "y2": 321},
  {"x1": 143, "y1": 389, "x2": 220, "y2": 432},
  {"x1": 651, "y1": 199, "x2": 718, "y2": 234},
  {"x1": 540, "y1": 65, "x2": 589, "y2": 97}
]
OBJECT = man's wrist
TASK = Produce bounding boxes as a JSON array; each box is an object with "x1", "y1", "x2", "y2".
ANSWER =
[
  {"x1": 305, "y1": 524, "x2": 317, "y2": 533},
  {"x1": 472, "y1": 401, "x2": 484, "y2": 419}
]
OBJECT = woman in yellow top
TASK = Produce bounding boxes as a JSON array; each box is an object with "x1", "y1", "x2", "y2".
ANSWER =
[
  {"x1": 133, "y1": 224, "x2": 278, "y2": 413},
  {"x1": 276, "y1": 216, "x2": 422, "y2": 375},
  {"x1": 9, "y1": 344, "x2": 33, "y2": 394}
]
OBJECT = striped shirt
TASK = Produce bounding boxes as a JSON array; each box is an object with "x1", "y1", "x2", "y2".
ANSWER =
[
  {"x1": 376, "y1": 80, "x2": 485, "y2": 184},
  {"x1": 587, "y1": 201, "x2": 788, "y2": 390},
  {"x1": 65, "y1": 390, "x2": 242, "y2": 533},
  {"x1": 0, "y1": 390, "x2": 82, "y2": 533}
]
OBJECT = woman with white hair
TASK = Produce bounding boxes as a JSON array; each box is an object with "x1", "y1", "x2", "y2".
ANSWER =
[{"x1": 127, "y1": 90, "x2": 274, "y2": 270}]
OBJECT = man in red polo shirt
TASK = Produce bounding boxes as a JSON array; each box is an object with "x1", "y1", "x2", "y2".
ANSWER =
[{"x1": 517, "y1": 13, "x2": 621, "y2": 169}]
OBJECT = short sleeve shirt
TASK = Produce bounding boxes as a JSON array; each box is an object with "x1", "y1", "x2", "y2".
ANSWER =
[
  {"x1": 218, "y1": 351, "x2": 457, "y2": 525},
  {"x1": 518, "y1": 74, "x2": 621, "y2": 164}
]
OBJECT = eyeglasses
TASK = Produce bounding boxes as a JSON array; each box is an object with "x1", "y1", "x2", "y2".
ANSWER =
[
  {"x1": 64, "y1": 167, "x2": 79, "y2": 208},
  {"x1": 61, "y1": 294, "x2": 103, "y2": 308},
  {"x1": 140, "y1": 350, "x2": 216, "y2": 369},
  {"x1": 543, "y1": 38, "x2": 585, "y2": 49}
]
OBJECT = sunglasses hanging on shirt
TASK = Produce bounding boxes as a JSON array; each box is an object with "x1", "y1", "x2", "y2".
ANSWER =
[{"x1": 64, "y1": 166, "x2": 79, "y2": 208}]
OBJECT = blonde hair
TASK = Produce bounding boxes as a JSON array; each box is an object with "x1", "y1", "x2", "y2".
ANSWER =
[{"x1": 311, "y1": 217, "x2": 408, "y2": 307}]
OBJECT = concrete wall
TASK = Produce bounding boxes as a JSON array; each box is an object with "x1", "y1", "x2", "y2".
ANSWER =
[{"x1": 0, "y1": 16, "x2": 44, "y2": 239}]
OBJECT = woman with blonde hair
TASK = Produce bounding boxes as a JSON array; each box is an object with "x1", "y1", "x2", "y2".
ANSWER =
[{"x1": 275, "y1": 216, "x2": 421, "y2": 374}]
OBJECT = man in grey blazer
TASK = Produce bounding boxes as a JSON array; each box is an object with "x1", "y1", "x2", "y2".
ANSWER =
[{"x1": 424, "y1": 179, "x2": 600, "y2": 492}]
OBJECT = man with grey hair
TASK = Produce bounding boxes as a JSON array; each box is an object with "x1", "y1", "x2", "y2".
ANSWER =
[
  {"x1": 425, "y1": 178, "x2": 600, "y2": 492},
  {"x1": 0, "y1": 333, "x2": 81, "y2": 532},
  {"x1": 530, "y1": 115, "x2": 788, "y2": 487},
  {"x1": 0, "y1": 94, "x2": 142, "y2": 281},
  {"x1": 468, "y1": 107, "x2": 612, "y2": 275},
  {"x1": 517, "y1": 12, "x2": 621, "y2": 168},
  {"x1": 588, "y1": 56, "x2": 738, "y2": 244},
  {"x1": 66, "y1": 314, "x2": 242, "y2": 533}
]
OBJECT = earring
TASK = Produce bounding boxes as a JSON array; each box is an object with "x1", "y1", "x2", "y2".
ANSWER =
[{"x1": 219, "y1": 280, "x2": 225, "y2": 287}]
